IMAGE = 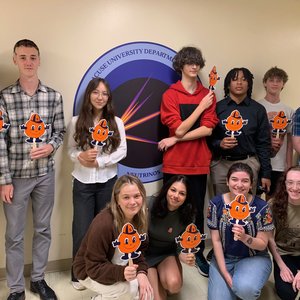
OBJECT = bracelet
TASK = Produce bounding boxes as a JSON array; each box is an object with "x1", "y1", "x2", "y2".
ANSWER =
[{"x1": 137, "y1": 270, "x2": 147, "y2": 276}]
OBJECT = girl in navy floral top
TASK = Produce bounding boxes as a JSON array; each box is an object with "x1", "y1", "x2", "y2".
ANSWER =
[{"x1": 207, "y1": 162, "x2": 274, "y2": 300}]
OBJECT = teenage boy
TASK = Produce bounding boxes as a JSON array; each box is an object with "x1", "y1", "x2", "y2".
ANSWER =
[
  {"x1": 210, "y1": 67, "x2": 272, "y2": 196},
  {"x1": 0, "y1": 39, "x2": 65, "y2": 300},
  {"x1": 259, "y1": 67, "x2": 294, "y2": 198},
  {"x1": 158, "y1": 46, "x2": 218, "y2": 277}
]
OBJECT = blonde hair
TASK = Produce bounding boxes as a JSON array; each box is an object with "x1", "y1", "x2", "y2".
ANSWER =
[{"x1": 108, "y1": 175, "x2": 148, "y2": 233}]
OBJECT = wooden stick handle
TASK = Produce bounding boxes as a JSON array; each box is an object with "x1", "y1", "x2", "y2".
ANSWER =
[{"x1": 128, "y1": 258, "x2": 133, "y2": 266}]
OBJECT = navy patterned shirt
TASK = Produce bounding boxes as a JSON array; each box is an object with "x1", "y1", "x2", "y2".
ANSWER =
[{"x1": 207, "y1": 194, "x2": 274, "y2": 258}]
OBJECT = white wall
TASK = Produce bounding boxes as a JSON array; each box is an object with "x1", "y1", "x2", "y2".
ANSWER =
[{"x1": 0, "y1": 0, "x2": 299, "y2": 269}]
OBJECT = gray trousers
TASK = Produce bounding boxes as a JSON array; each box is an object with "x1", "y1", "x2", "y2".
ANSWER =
[
  {"x1": 3, "y1": 171, "x2": 55, "y2": 293},
  {"x1": 210, "y1": 156, "x2": 260, "y2": 196}
]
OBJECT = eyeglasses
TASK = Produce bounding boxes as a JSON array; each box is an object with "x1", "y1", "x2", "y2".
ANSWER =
[
  {"x1": 285, "y1": 181, "x2": 300, "y2": 188},
  {"x1": 92, "y1": 91, "x2": 109, "y2": 98}
]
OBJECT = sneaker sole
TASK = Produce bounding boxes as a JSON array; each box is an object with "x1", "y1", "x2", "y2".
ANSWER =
[
  {"x1": 71, "y1": 284, "x2": 86, "y2": 291},
  {"x1": 8, "y1": 295, "x2": 25, "y2": 300},
  {"x1": 195, "y1": 264, "x2": 209, "y2": 277}
]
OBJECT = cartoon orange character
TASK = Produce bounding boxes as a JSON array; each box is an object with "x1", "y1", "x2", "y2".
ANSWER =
[
  {"x1": 112, "y1": 223, "x2": 146, "y2": 261},
  {"x1": 225, "y1": 194, "x2": 256, "y2": 226},
  {"x1": 20, "y1": 113, "x2": 50, "y2": 144},
  {"x1": 89, "y1": 119, "x2": 113, "y2": 147},
  {"x1": 0, "y1": 110, "x2": 10, "y2": 132},
  {"x1": 208, "y1": 66, "x2": 220, "y2": 90},
  {"x1": 270, "y1": 111, "x2": 291, "y2": 138},
  {"x1": 222, "y1": 110, "x2": 248, "y2": 137},
  {"x1": 175, "y1": 223, "x2": 207, "y2": 254}
]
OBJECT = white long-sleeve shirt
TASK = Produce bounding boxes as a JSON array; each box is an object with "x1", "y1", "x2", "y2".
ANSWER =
[{"x1": 68, "y1": 116, "x2": 127, "y2": 183}]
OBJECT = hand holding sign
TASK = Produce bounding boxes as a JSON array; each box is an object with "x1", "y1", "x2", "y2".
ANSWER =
[
  {"x1": 112, "y1": 222, "x2": 146, "y2": 266},
  {"x1": 225, "y1": 194, "x2": 256, "y2": 241}
]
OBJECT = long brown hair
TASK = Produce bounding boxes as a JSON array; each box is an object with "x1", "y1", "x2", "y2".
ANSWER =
[
  {"x1": 272, "y1": 166, "x2": 300, "y2": 232},
  {"x1": 108, "y1": 175, "x2": 148, "y2": 233},
  {"x1": 74, "y1": 77, "x2": 120, "y2": 153}
]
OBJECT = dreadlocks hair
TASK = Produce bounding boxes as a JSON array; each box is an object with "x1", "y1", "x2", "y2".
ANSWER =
[{"x1": 224, "y1": 67, "x2": 254, "y2": 98}]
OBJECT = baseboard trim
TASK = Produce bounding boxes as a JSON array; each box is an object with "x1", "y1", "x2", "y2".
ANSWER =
[{"x1": 0, "y1": 258, "x2": 72, "y2": 280}]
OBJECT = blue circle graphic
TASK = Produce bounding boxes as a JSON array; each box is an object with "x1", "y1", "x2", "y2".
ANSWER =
[{"x1": 74, "y1": 42, "x2": 179, "y2": 183}]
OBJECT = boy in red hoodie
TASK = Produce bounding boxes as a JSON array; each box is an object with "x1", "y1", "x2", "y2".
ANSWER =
[{"x1": 158, "y1": 46, "x2": 218, "y2": 277}]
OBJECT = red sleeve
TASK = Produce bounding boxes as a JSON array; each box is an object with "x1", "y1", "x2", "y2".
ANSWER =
[
  {"x1": 160, "y1": 90, "x2": 182, "y2": 134},
  {"x1": 200, "y1": 92, "x2": 219, "y2": 128}
]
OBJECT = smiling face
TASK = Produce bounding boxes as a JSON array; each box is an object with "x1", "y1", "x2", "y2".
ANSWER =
[
  {"x1": 117, "y1": 223, "x2": 141, "y2": 254},
  {"x1": 227, "y1": 171, "x2": 252, "y2": 197},
  {"x1": 285, "y1": 170, "x2": 300, "y2": 204},
  {"x1": 264, "y1": 76, "x2": 284, "y2": 97},
  {"x1": 166, "y1": 181, "x2": 187, "y2": 211},
  {"x1": 13, "y1": 46, "x2": 40, "y2": 79},
  {"x1": 230, "y1": 195, "x2": 250, "y2": 220},
  {"x1": 225, "y1": 110, "x2": 244, "y2": 132},
  {"x1": 90, "y1": 82, "x2": 109, "y2": 115},
  {"x1": 272, "y1": 112, "x2": 289, "y2": 130},
  {"x1": 92, "y1": 119, "x2": 109, "y2": 142},
  {"x1": 25, "y1": 121, "x2": 45, "y2": 138},
  {"x1": 117, "y1": 183, "x2": 143, "y2": 222},
  {"x1": 180, "y1": 230, "x2": 201, "y2": 249}
]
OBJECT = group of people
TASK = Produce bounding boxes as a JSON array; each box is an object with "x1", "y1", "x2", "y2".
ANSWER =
[{"x1": 0, "y1": 39, "x2": 299, "y2": 300}]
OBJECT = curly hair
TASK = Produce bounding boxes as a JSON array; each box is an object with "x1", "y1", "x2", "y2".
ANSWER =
[
  {"x1": 263, "y1": 66, "x2": 288, "y2": 84},
  {"x1": 271, "y1": 166, "x2": 300, "y2": 232},
  {"x1": 151, "y1": 175, "x2": 196, "y2": 225},
  {"x1": 173, "y1": 46, "x2": 205, "y2": 74},
  {"x1": 74, "y1": 77, "x2": 120, "y2": 153},
  {"x1": 224, "y1": 67, "x2": 254, "y2": 98}
]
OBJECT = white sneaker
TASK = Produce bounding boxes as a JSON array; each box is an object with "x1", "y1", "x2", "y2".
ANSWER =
[{"x1": 71, "y1": 280, "x2": 86, "y2": 291}]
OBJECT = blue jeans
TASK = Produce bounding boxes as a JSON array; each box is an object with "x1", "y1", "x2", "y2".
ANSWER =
[
  {"x1": 71, "y1": 176, "x2": 117, "y2": 281},
  {"x1": 208, "y1": 252, "x2": 272, "y2": 300}
]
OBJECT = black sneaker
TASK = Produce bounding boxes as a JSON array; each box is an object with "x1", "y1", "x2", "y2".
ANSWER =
[
  {"x1": 30, "y1": 279, "x2": 57, "y2": 300},
  {"x1": 195, "y1": 253, "x2": 209, "y2": 277},
  {"x1": 206, "y1": 248, "x2": 214, "y2": 262},
  {"x1": 7, "y1": 291, "x2": 25, "y2": 300}
]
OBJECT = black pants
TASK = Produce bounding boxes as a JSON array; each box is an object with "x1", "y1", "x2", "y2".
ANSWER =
[
  {"x1": 273, "y1": 255, "x2": 300, "y2": 300},
  {"x1": 71, "y1": 176, "x2": 117, "y2": 280}
]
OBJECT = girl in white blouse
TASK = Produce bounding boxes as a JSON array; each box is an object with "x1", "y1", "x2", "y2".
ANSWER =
[{"x1": 68, "y1": 77, "x2": 127, "y2": 289}]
